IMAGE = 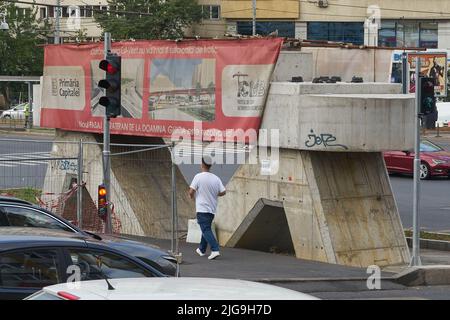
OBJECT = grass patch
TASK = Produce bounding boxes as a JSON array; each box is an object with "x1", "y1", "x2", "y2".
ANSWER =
[
  {"x1": 0, "y1": 188, "x2": 41, "y2": 204},
  {"x1": 405, "y1": 230, "x2": 450, "y2": 242}
]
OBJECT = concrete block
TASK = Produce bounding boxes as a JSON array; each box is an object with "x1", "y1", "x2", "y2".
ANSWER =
[
  {"x1": 272, "y1": 51, "x2": 313, "y2": 82},
  {"x1": 186, "y1": 218, "x2": 218, "y2": 244},
  {"x1": 216, "y1": 149, "x2": 410, "y2": 268},
  {"x1": 261, "y1": 83, "x2": 415, "y2": 152},
  {"x1": 395, "y1": 265, "x2": 450, "y2": 286}
]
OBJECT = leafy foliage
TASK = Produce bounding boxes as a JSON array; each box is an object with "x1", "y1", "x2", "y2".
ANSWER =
[
  {"x1": 94, "y1": 0, "x2": 203, "y2": 40},
  {"x1": 0, "y1": 3, "x2": 50, "y2": 106}
]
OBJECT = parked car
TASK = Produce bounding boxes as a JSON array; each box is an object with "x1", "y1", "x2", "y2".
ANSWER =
[
  {"x1": 0, "y1": 103, "x2": 27, "y2": 119},
  {"x1": 0, "y1": 227, "x2": 166, "y2": 300},
  {"x1": 0, "y1": 198, "x2": 177, "y2": 276},
  {"x1": 25, "y1": 277, "x2": 318, "y2": 300},
  {"x1": 383, "y1": 140, "x2": 450, "y2": 179}
]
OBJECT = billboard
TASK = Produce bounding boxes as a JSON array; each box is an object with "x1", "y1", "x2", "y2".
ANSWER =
[
  {"x1": 407, "y1": 52, "x2": 448, "y2": 97},
  {"x1": 40, "y1": 39, "x2": 283, "y2": 141}
]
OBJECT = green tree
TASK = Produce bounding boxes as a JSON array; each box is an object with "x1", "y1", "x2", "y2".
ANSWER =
[
  {"x1": 94, "y1": 0, "x2": 203, "y2": 40},
  {"x1": 0, "y1": 3, "x2": 50, "y2": 107}
]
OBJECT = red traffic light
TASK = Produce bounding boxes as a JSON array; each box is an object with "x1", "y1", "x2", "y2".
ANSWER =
[{"x1": 99, "y1": 60, "x2": 118, "y2": 74}]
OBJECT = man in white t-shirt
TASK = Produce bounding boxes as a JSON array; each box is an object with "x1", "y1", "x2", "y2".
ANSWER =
[{"x1": 189, "y1": 156, "x2": 226, "y2": 260}]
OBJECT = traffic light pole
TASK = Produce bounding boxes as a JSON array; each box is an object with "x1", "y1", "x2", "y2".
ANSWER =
[
  {"x1": 411, "y1": 57, "x2": 422, "y2": 266},
  {"x1": 103, "y1": 32, "x2": 112, "y2": 234}
]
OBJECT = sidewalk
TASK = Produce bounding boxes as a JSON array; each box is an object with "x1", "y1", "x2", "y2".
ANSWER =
[{"x1": 129, "y1": 236, "x2": 395, "y2": 281}]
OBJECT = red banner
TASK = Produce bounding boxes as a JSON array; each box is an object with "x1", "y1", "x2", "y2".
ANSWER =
[{"x1": 40, "y1": 39, "x2": 283, "y2": 141}]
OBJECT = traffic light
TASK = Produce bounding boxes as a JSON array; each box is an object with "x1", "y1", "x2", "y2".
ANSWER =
[
  {"x1": 98, "y1": 184, "x2": 107, "y2": 220},
  {"x1": 419, "y1": 77, "x2": 436, "y2": 115},
  {"x1": 98, "y1": 53, "x2": 121, "y2": 118}
]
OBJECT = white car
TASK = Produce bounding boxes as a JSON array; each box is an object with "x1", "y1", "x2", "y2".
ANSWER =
[
  {"x1": 0, "y1": 103, "x2": 27, "y2": 119},
  {"x1": 436, "y1": 102, "x2": 450, "y2": 126},
  {"x1": 25, "y1": 277, "x2": 318, "y2": 300}
]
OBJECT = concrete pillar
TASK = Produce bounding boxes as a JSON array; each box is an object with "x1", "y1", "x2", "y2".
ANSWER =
[
  {"x1": 215, "y1": 149, "x2": 410, "y2": 268},
  {"x1": 42, "y1": 130, "x2": 195, "y2": 238},
  {"x1": 295, "y1": 21, "x2": 307, "y2": 40},
  {"x1": 438, "y1": 21, "x2": 450, "y2": 49}
]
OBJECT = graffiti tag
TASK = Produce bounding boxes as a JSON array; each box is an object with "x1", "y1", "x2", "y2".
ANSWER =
[
  {"x1": 57, "y1": 160, "x2": 78, "y2": 172},
  {"x1": 305, "y1": 129, "x2": 348, "y2": 150}
]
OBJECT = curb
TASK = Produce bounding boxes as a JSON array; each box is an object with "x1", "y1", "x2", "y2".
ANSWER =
[
  {"x1": 253, "y1": 277, "x2": 395, "y2": 284},
  {"x1": 394, "y1": 265, "x2": 450, "y2": 286},
  {"x1": 0, "y1": 128, "x2": 55, "y2": 137},
  {"x1": 406, "y1": 237, "x2": 450, "y2": 252}
]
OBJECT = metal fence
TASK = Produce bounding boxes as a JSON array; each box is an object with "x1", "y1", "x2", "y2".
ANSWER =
[{"x1": 0, "y1": 137, "x2": 181, "y2": 254}]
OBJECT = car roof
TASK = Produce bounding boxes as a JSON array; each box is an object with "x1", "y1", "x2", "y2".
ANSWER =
[
  {"x1": 0, "y1": 227, "x2": 88, "y2": 251},
  {"x1": 0, "y1": 196, "x2": 33, "y2": 205},
  {"x1": 0, "y1": 201, "x2": 84, "y2": 233},
  {"x1": 38, "y1": 278, "x2": 318, "y2": 300}
]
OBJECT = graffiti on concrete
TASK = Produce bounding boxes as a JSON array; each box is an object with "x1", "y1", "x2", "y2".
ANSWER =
[
  {"x1": 56, "y1": 160, "x2": 78, "y2": 172},
  {"x1": 305, "y1": 129, "x2": 348, "y2": 150}
]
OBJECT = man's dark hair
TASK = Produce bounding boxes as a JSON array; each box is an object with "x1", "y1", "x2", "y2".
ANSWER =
[{"x1": 202, "y1": 156, "x2": 212, "y2": 169}]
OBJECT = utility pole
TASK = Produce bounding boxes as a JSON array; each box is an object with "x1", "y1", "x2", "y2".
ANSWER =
[
  {"x1": 252, "y1": 0, "x2": 256, "y2": 36},
  {"x1": 27, "y1": 81, "x2": 33, "y2": 129},
  {"x1": 103, "y1": 32, "x2": 112, "y2": 233},
  {"x1": 411, "y1": 56, "x2": 422, "y2": 266},
  {"x1": 55, "y1": 0, "x2": 60, "y2": 44}
]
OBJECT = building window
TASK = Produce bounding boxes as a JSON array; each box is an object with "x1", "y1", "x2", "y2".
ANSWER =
[
  {"x1": 307, "y1": 22, "x2": 364, "y2": 45},
  {"x1": 62, "y1": 6, "x2": 70, "y2": 18},
  {"x1": 40, "y1": 7, "x2": 47, "y2": 19},
  {"x1": 202, "y1": 5, "x2": 220, "y2": 20},
  {"x1": 48, "y1": 6, "x2": 54, "y2": 18},
  {"x1": 237, "y1": 21, "x2": 295, "y2": 38},
  {"x1": 378, "y1": 21, "x2": 438, "y2": 48}
]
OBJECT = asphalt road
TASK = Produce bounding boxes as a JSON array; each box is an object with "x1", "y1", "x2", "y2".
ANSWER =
[
  {"x1": 0, "y1": 133, "x2": 53, "y2": 189},
  {"x1": 0, "y1": 132, "x2": 449, "y2": 233}
]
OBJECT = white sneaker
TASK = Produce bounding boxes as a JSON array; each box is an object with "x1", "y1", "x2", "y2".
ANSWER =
[
  {"x1": 208, "y1": 251, "x2": 220, "y2": 260},
  {"x1": 196, "y1": 248, "x2": 205, "y2": 257}
]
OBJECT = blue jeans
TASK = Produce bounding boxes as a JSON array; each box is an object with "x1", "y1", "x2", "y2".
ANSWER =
[{"x1": 197, "y1": 212, "x2": 219, "y2": 253}]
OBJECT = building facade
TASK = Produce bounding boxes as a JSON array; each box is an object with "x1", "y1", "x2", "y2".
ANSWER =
[
  {"x1": 11, "y1": 0, "x2": 450, "y2": 49},
  {"x1": 206, "y1": 0, "x2": 450, "y2": 49}
]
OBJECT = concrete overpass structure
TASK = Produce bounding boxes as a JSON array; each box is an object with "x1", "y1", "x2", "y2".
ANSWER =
[
  {"x1": 45, "y1": 81, "x2": 415, "y2": 268},
  {"x1": 214, "y1": 82, "x2": 414, "y2": 268}
]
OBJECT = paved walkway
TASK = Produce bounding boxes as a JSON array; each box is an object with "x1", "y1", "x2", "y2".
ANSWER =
[{"x1": 128, "y1": 236, "x2": 395, "y2": 281}]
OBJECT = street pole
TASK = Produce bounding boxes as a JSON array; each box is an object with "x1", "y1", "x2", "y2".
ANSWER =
[
  {"x1": 103, "y1": 32, "x2": 112, "y2": 234},
  {"x1": 402, "y1": 52, "x2": 407, "y2": 94},
  {"x1": 171, "y1": 142, "x2": 176, "y2": 254},
  {"x1": 27, "y1": 81, "x2": 33, "y2": 129},
  {"x1": 411, "y1": 56, "x2": 422, "y2": 266},
  {"x1": 252, "y1": 0, "x2": 256, "y2": 36},
  {"x1": 77, "y1": 139, "x2": 83, "y2": 229},
  {"x1": 55, "y1": 0, "x2": 60, "y2": 44}
]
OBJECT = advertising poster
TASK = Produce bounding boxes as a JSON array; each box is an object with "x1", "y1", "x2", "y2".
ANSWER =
[
  {"x1": 407, "y1": 52, "x2": 448, "y2": 97},
  {"x1": 40, "y1": 39, "x2": 283, "y2": 141}
]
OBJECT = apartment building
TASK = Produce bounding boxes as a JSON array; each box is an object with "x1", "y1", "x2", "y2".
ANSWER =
[{"x1": 12, "y1": 0, "x2": 450, "y2": 49}]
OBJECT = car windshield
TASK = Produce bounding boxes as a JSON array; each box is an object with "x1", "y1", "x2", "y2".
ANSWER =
[{"x1": 420, "y1": 141, "x2": 443, "y2": 152}]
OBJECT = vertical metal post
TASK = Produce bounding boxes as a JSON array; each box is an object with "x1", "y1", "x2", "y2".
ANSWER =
[
  {"x1": 402, "y1": 52, "x2": 408, "y2": 94},
  {"x1": 27, "y1": 81, "x2": 33, "y2": 129},
  {"x1": 103, "y1": 32, "x2": 112, "y2": 234},
  {"x1": 411, "y1": 56, "x2": 422, "y2": 266},
  {"x1": 77, "y1": 139, "x2": 83, "y2": 229},
  {"x1": 171, "y1": 143, "x2": 176, "y2": 254},
  {"x1": 252, "y1": 0, "x2": 256, "y2": 36},
  {"x1": 55, "y1": 0, "x2": 60, "y2": 44}
]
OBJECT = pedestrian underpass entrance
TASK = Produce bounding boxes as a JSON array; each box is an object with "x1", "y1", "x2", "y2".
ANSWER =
[{"x1": 226, "y1": 198, "x2": 295, "y2": 255}]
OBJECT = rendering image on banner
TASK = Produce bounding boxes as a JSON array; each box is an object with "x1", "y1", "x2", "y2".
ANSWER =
[
  {"x1": 149, "y1": 59, "x2": 216, "y2": 122},
  {"x1": 407, "y1": 53, "x2": 448, "y2": 97},
  {"x1": 91, "y1": 58, "x2": 145, "y2": 118}
]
